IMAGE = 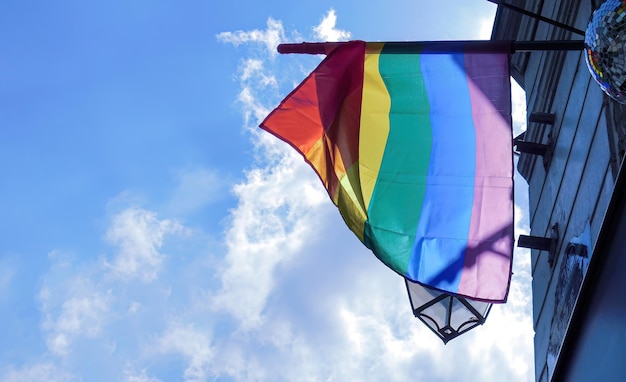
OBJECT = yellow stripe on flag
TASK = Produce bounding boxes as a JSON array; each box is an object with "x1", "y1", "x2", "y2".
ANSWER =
[{"x1": 359, "y1": 43, "x2": 391, "y2": 211}]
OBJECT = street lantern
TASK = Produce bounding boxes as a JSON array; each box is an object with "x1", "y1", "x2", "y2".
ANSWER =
[{"x1": 405, "y1": 279, "x2": 492, "y2": 344}]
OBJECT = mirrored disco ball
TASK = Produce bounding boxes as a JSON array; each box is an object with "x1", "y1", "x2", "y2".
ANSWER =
[{"x1": 585, "y1": 0, "x2": 626, "y2": 104}]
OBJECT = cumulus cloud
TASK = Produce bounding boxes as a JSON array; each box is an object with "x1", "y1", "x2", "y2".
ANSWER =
[
  {"x1": 210, "y1": 151, "x2": 327, "y2": 329},
  {"x1": 223, "y1": 44, "x2": 280, "y2": 131},
  {"x1": 239, "y1": 59, "x2": 277, "y2": 87},
  {"x1": 105, "y1": 208, "x2": 186, "y2": 282},
  {"x1": 237, "y1": 86, "x2": 272, "y2": 130},
  {"x1": 512, "y1": 82, "x2": 531, "y2": 272},
  {"x1": 313, "y1": 9, "x2": 351, "y2": 41},
  {"x1": 217, "y1": 17, "x2": 286, "y2": 56},
  {"x1": 512, "y1": 80, "x2": 527, "y2": 136},
  {"x1": 123, "y1": 368, "x2": 162, "y2": 382},
  {"x1": 39, "y1": 277, "x2": 113, "y2": 357},
  {"x1": 1, "y1": 363, "x2": 74, "y2": 382},
  {"x1": 34, "y1": 206, "x2": 190, "y2": 361},
  {"x1": 155, "y1": 324, "x2": 213, "y2": 382}
]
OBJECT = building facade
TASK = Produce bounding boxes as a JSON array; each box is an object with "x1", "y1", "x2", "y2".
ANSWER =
[{"x1": 492, "y1": 1, "x2": 626, "y2": 380}]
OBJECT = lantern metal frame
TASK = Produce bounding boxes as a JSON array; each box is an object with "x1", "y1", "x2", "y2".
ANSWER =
[{"x1": 405, "y1": 279, "x2": 493, "y2": 344}]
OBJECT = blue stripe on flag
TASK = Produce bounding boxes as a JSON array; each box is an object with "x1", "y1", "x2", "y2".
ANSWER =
[{"x1": 406, "y1": 53, "x2": 476, "y2": 293}]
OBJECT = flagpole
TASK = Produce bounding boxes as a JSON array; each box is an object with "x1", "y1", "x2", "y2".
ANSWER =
[{"x1": 277, "y1": 40, "x2": 585, "y2": 55}]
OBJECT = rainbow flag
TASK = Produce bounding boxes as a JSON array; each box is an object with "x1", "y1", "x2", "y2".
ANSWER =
[{"x1": 260, "y1": 40, "x2": 513, "y2": 302}]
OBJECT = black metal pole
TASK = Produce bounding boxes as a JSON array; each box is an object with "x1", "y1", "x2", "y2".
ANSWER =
[
  {"x1": 487, "y1": 0, "x2": 585, "y2": 36},
  {"x1": 277, "y1": 40, "x2": 585, "y2": 55}
]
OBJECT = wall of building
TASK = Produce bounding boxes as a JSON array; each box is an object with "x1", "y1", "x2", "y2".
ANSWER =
[
  {"x1": 551, "y1": 145, "x2": 626, "y2": 381},
  {"x1": 493, "y1": 1, "x2": 626, "y2": 380}
]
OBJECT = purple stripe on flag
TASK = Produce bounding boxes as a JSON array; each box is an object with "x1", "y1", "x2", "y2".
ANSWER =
[{"x1": 459, "y1": 52, "x2": 513, "y2": 302}]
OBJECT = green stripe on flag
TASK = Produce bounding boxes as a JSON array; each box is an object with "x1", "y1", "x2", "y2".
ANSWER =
[{"x1": 364, "y1": 47, "x2": 433, "y2": 274}]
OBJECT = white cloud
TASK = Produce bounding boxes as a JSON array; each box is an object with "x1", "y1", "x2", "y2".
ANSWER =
[
  {"x1": 512, "y1": 80, "x2": 527, "y2": 136},
  {"x1": 35, "y1": 206, "x2": 191, "y2": 360},
  {"x1": 231, "y1": 55, "x2": 277, "y2": 131},
  {"x1": 315, "y1": 269, "x2": 533, "y2": 382},
  {"x1": 105, "y1": 208, "x2": 186, "y2": 282},
  {"x1": 210, "y1": 151, "x2": 327, "y2": 329},
  {"x1": 235, "y1": 57, "x2": 280, "y2": 131},
  {"x1": 39, "y1": 278, "x2": 113, "y2": 357},
  {"x1": 1, "y1": 363, "x2": 74, "y2": 382},
  {"x1": 54, "y1": 293, "x2": 109, "y2": 334},
  {"x1": 313, "y1": 9, "x2": 351, "y2": 42},
  {"x1": 512, "y1": 82, "x2": 531, "y2": 274},
  {"x1": 203, "y1": 236, "x2": 533, "y2": 382},
  {"x1": 155, "y1": 324, "x2": 213, "y2": 382},
  {"x1": 212, "y1": 9, "x2": 351, "y2": 336},
  {"x1": 128, "y1": 301, "x2": 142, "y2": 314},
  {"x1": 239, "y1": 59, "x2": 277, "y2": 87},
  {"x1": 216, "y1": 17, "x2": 286, "y2": 56},
  {"x1": 123, "y1": 366, "x2": 163, "y2": 382},
  {"x1": 237, "y1": 86, "x2": 272, "y2": 130}
]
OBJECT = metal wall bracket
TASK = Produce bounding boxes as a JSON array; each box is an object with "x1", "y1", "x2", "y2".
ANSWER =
[
  {"x1": 514, "y1": 130, "x2": 554, "y2": 170},
  {"x1": 518, "y1": 223, "x2": 560, "y2": 268},
  {"x1": 514, "y1": 134, "x2": 550, "y2": 156},
  {"x1": 529, "y1": 112, "x2": 557, "y2": 125}
]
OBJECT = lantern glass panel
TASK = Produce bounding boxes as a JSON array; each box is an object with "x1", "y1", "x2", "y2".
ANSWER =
[{"x1": 405, "y1": 278, "x2": 492, "y2": 343}]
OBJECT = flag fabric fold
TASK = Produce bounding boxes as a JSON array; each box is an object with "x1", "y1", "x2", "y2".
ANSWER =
[{"x1": 260, "y1": 40, "x2": 513, "y2": 303}]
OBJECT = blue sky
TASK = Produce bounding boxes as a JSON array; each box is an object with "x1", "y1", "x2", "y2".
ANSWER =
[{"x1": 0, "y1": 1, "x2": 533, "y2": 381}]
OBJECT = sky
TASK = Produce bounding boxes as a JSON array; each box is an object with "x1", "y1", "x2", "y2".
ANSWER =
[{"x1": 0, "y1": 1, "x2": 533, "y2": 381}]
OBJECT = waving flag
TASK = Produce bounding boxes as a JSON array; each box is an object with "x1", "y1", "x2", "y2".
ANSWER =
[{"x1": 260, "y1": 40, "x2": 513, "y2": 302}]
